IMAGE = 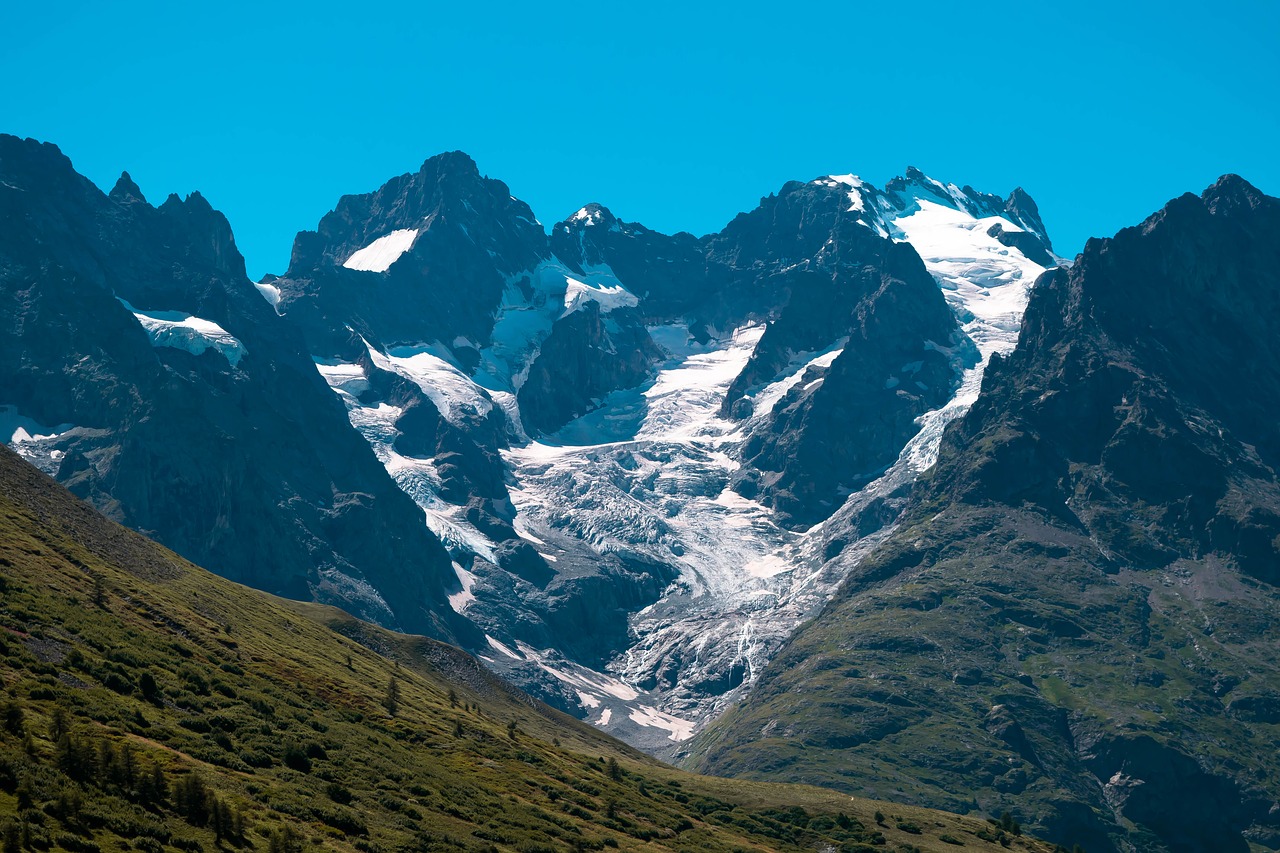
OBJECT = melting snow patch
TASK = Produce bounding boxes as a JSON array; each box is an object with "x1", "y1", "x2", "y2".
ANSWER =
[
  {"x1": 514, "y1": 643, "x2": 641, "y2": 701},
  {"x1": 576, "y1": 691, "x2": 602, "y2": 710},
  {"x1": 747, "y1": 341, "x2": 846, "y2": 418},
  {"x1": 119, "y1": 300, "x2": 244, "y2": 366},
  {"x1": 627, "y1": 705, "x2": 695, "y2": 742},
  {"x1": 448, "y1": 562, "x2": 478, "y2": 614},
  {"x1": 485, "y1": 635, "x2": 523, "y2": 660},
  {"x1": 254, "y1": 281, "x2": 282, "y2": 312},
  {"x1": 596, "y1": 708, "x2": 612, "y2": 725},
  {"x1": 342, "y1": 228, "x2": 418, "y2": 272}
]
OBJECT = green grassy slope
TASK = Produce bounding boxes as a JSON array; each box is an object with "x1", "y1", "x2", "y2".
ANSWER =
[{"x1": 0, "y1": 445, "x2": 1058, "y2": 853}]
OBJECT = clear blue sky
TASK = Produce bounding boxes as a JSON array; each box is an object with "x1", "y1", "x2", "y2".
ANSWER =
[{"x1": 4, "y1": 1, "x2": 1277, "y2": 279}]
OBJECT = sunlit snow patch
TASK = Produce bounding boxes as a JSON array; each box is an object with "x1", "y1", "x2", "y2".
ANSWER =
[
  {"x1": 562, "y1": 275, "x2": 638, "y2": 317},
  {"x1": 254, "y1": 281, "x2": 282, "y2": 313},
  {"x1": 342, "y1": 228, "x2": 418, "y2": 272},
  {"x1": 119, "y1": 299, "x2": 245, "y2": 366},
  {"x1": 627, "y1": 705, "x2": 695, "y2": 742},
  {"x1": 448, "y1": 562, "x2": 478, "y2": 614},
  {"x1": 369, "y1": 344, "x2": 494, "y2": 424}
]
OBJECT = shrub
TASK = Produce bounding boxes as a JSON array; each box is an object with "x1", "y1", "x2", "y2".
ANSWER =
[{"x1": 282, "y1": 745, "x2": 311, "y2": 773}]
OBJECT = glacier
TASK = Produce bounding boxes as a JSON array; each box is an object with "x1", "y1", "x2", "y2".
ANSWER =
[{"x1": 308, "y1": 169, "x2": 1056, "y2": 753}]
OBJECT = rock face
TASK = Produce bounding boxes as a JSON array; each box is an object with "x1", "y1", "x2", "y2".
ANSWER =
[
  {"x1": 684, "y1": 177, "x2": 1280, "y2": 852},
  {"x1": 694, "y1": 181, "x2": 965, "y2": 526},
  {"x1": 0, "y1": 135, "x2": 467, "y2": 641}
]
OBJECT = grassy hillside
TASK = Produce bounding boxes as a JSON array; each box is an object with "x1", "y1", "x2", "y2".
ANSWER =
[{"x1": 0, "y1": 446, "x2": 1059, "y2": 853}]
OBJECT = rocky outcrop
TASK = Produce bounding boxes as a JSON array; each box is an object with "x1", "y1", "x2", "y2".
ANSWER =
[{"x1": 518, "y1": 302, "x2": 664, "y2": 436}]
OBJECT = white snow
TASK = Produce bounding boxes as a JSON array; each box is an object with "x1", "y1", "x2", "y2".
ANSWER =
[
  {"x1": 745, "y1": 341, "x2": 846, "y2": 418},
  {"x1": 342, "y1": 228, "x2": 418, "y2": 272},
  {"x1": 825, "y1": 173, "x2": 868, "y2": 213},
  {"x1": 627, "y1": 705, "x2": 695, "y2": 742},
  {"x1": 254, "y1": 281, "x2": 282, "y2": 312},
  {"x1": 448, "y1": 561, "x2": 478, "y2": 614},
  {"x1": 485, "y1": 635, "x2": 522, "y2": 660},
  {"x1": 595, "y1": 708, "x2": 612, "y2": 725},
  {"x1": 562, "y1": 275, "x2": 638, "y2": 317},
  {"x1": 890, "y1": 199, "x2": 1040, "y2": 359},
  {"x1": 0, "y1": 405, "x2": 79, "y2": 475},
  {"x1": 119, "y1": 300, "x2": 245, "y2": 367},
  {"x1": 513, "y1": 642, "x2": 641, "y2": 701},
  {"x1": 370, "y1": 343, "x2": 494, "y2": 423}
]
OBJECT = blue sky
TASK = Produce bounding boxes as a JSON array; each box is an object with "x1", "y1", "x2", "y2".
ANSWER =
[{"x1": 4, "y1": 1, "x2": 1277, "y2": 279}]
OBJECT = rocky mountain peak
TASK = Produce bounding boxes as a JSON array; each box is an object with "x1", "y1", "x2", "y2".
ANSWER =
[
  {"x1": 156, "y1": 190, "x2": 248, "y2": 279},
  {"x1": 419, "y1": 148, "x2": 480, "y2": 177},
  {"x1": 108, "y1": 170, "x2": 146, "y2": 204},
  {"x1": 1201, "y1": 172, "x2": 1271, "y2": 216},
  {"x1": 565, "y1": 202, "x2": 618, "y2": 230},
  {"x1": 283, "y1": 150, "x2": 546, "y2": 281}
]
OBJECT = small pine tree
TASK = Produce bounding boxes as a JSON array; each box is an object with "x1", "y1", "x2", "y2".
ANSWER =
[
  {"x1": 607, "y1": 757, "x2": 621, "y2": 781},
  {"x1": 1, "y1": 701, "x2": 23, "y2": 736},
  {"x1": 97, "y1": 740, "x2": 118, "y2": 783},
  {"x1": 115, "y1": 742, "x2": 138, "y2": 790},
  {"x1": 2, "y1": 821, "x2": 19, "y2": 853},
  {"x1": 56, "y1": 733, "x2": 93, "y2": 782},
  {"x1": 92, "y1": 575, "x2": 107, "y2": 608},
  {"x1": 177, "y1": 773, "x2": 210, "y2": 826},
  {"x1": 874, "y1": 810, "x2": 886, "y2": 826},
  {"x1": 49, "y1": 706, "x2": 69, "y2": 741},
  {"x1": 453, "y1": 719, "x2": 464, "y2": 737},
  {"x1": 139, "y1": 761, "x2": 168, "y2": 807},
  {"x1": 385, "y1": 676, "x2": 401, "y2": 717},
  {"x1": 139, "y1": 671, "x2": 160, "y2": 703},
  {"x1": 506, "y1": 720, "x2": 518, "y2": 740},
  {"x1": 447, "y1": 688, "x2": 458, "y2": 708}
]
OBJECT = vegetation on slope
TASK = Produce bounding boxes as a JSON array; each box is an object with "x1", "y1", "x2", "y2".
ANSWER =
[{"x1": 0, "y1": 446, "x2": 1059, "y2": 853}]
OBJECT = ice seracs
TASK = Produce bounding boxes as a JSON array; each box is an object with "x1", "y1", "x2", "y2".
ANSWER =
[
  {"x1": 118, "y1": 299, "x2": 245, "y2": 366},
  {"x1": 0, "y1": 405, "x2": 80, "y2": 476}
]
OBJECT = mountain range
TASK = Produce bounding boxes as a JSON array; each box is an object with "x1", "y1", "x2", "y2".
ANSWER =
[{"x1": 3, "y1": 131, "x2": 1277, "y2": 852}]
